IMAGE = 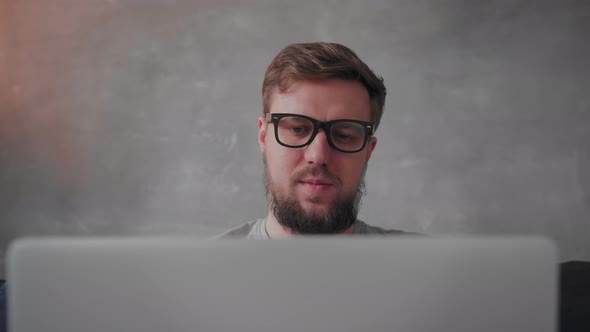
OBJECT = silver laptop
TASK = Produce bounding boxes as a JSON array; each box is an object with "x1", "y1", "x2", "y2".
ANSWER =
[{"x1": 7, "y1": 236, "x2": 557, "y2": 332}]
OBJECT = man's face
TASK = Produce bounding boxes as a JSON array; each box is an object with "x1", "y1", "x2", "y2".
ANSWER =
[{"x1": 258, "y1": 79, "x2": 377, "y2": 233}]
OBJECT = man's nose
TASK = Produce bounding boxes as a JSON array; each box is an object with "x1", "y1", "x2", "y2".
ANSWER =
[{"x1": 304, "y1": 129, "x2": 332, "y2": 165}]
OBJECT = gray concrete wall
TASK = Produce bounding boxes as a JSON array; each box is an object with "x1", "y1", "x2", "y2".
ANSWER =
[{"x1": 1, "y1": 0, "x2": 589, "y2": 277}]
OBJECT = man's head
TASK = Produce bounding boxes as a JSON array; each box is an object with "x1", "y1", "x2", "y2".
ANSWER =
[{"x1": 258, "y1": 42, "x2": 386, "y2": 235}]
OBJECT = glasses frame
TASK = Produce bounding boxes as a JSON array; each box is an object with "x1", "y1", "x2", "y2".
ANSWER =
[{"x1": 266, "y1": 113, "x2": 375, "y2": 153}]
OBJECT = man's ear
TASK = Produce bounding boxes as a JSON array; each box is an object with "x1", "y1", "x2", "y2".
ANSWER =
[
  {"x1": 366, "y1": 136, "x2": 377, "y2": 161},
  {"x1": 258, "y1": 116, "x2": 267, "y2": 153}
]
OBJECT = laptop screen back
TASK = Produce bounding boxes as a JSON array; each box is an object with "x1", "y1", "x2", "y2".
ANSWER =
[{"x1": 7, "y1": 237, "x2": 557, "y2": 332}]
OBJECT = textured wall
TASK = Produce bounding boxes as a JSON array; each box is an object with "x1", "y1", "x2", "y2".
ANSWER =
[{"x1": 1, "y1": 0, "x2": 589, "y2": 277}]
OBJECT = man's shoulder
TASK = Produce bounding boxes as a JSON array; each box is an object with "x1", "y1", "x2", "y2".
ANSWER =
[
  {"x1": 215, "y1": 219, "x2": 421, "y2": 238},
  {"x1": 355, "y1": 220, "x2": 421, "y2": 236},
  {"x1": 215, "y1": 220, "x2": 263, "y2": 239}
]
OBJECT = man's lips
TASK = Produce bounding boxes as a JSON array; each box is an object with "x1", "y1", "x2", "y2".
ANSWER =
[
  {"x1": 300, "y1": 178, "x2": 333, "y2": 185},
  {"x1": 299, "y1": 178, "x2": 334, "y2": 192}
]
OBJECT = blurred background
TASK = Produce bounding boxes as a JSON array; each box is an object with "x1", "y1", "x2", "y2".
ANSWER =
[{"x1": 1, "y1": 0, "x2": 589, "y2": 277}]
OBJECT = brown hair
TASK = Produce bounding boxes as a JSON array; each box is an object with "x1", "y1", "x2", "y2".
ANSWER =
[{"x1": 262, "y1": 42, "x2": 387, "y2": 129}]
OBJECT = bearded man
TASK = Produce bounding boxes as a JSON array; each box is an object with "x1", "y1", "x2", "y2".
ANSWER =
[{"x1": 219, "y1": 42, "x2": 409, "y2": 238}]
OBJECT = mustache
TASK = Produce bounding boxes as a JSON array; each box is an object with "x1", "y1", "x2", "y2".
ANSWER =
[{"x1": 290, "y1": 165, "x2": 343, "y2": 189}]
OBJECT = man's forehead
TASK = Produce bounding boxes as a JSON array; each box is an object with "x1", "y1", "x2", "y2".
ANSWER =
[{"x1": 268, "y1": 79, "x2": 371, "y2": 120}]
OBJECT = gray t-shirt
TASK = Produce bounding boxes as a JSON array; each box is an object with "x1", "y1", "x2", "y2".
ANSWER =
[{"x1": 216, "y1": 219, "x2": 412, "y2": 239}]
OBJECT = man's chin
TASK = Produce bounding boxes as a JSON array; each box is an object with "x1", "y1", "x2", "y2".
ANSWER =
[
  {"x1": 271, "y1": 194, "x2": 359, "y2": 234},
  {"x1": 291, "y1": 195, "x2": 339, "y2": 217}
]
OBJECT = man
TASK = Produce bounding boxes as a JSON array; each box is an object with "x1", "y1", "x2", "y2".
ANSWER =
[{"x1": 219, "y1": 42, "x2": 410, "y2": 238}]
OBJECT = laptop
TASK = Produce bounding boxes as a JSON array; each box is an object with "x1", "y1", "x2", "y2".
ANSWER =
[{"x1": 7, "y1": 236, "x2": 557, "y2": 332}]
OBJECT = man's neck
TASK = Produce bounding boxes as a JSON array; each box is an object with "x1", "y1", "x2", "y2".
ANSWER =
[{"x1": 264, "y1": 210, "x2": 355, "y2": 238}]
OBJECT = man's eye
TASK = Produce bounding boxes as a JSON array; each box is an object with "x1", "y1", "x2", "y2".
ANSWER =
[
  {"x1": 335, "y1": 133, "x2": 352, "y2": 141},
  {"x1": 333, "y1": 130, "x2": 361, "y2": 142},
  {"x1": 290, "y1": 126, "x2": 308, "y2": 133}
]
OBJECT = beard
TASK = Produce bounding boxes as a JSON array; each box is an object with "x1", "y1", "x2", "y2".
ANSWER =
[{"x1": 264, "y1": 160, "x2": 366, "y2": 235}]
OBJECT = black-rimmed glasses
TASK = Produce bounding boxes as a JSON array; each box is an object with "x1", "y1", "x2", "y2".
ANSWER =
[{"x1": 266, "y1": 113, "x2": 375, "y2": 153}]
